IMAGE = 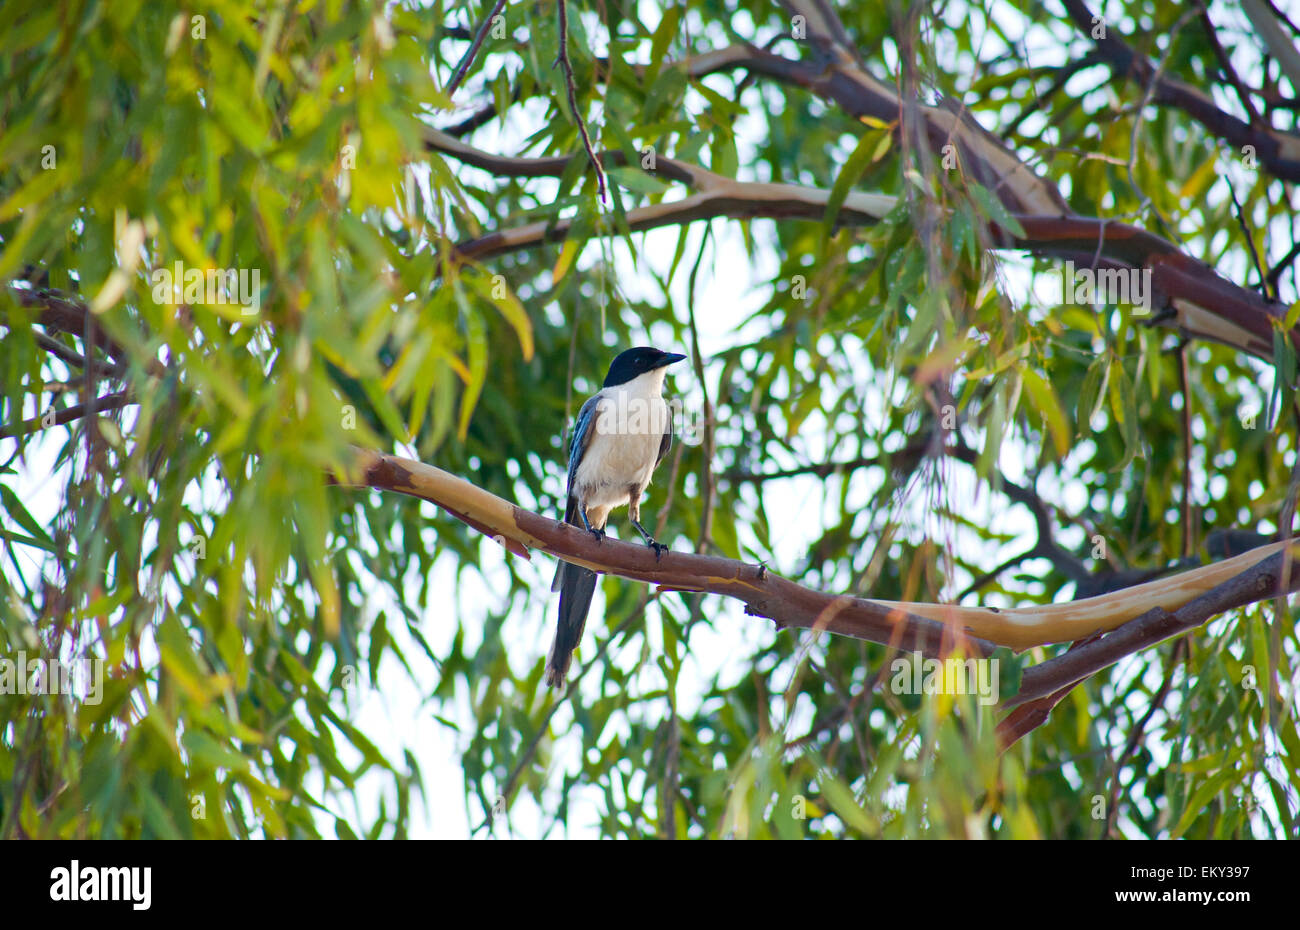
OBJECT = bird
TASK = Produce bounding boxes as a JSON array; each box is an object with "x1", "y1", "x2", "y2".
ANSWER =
[
  {"x1": 1070, "y1": 557, "x2": 1200, "y2": 600},
  {"x1": 545, "y1": 346, "x2": 686, "y2": 689},
  {"x1": 1205, "y1": 528, "x2": 1272, "y2": 559},
  {"x1": 1064, "y1": 529, "x2": 1274, "y2": 601}
]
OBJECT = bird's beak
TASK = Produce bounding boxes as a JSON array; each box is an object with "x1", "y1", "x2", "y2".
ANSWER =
[{"x1": 657, "y1": 352, "x2": 688, "y2": 368}]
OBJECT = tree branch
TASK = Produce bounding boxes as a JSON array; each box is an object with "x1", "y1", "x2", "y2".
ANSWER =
[
  {"x1": 1226, "y1": 177, "x2": 1272, "y2": 300},
  {"x1": 7, "y1": 285, "x2": 131, "y2": 364},
  {"x1": 764, "y1": 0, "x2": 1293, "y2": 359},
  {"x1": 1062, "y1": 0, "x2": 1300, "y2": 183},
  {"x1": 426, "y1": 37, "x2": 1294, "y2": 364},
  {"x1": 30, "y1": 331, "x2": 124, "y2": 379},
  {"x1": 338, "y1": 448, "x2": 1299, "y2": 660},
  {"x1": 1266, "y1": 239, "x2": 1300, "y2": 295},
  {"x1": 425, "y1": 129, "x2": 895, "y2": 260},
  {"x1": 337, "y1": 448, "x2": 988, "y2": 659},
  {"x1": 1004, "y1": 543, "x2": 1300, "y2": 708},
  {"x1": 433, "y1": 5, "x2": 1294, "y2": 362},
  {"x1": 1243, "y1": 0, "x2": 1300, "y2": 93},
  {"x1": 0, "y1": 391, "x2": 134, "y2": 441},
  {"x1": 996, "y1": 680, "x2": 1081, "y2": 750}
]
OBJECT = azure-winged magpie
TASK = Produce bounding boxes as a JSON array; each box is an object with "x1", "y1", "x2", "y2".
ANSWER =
[{"x1": 545, "y1": 346, "x2": 686, "y2": 688}]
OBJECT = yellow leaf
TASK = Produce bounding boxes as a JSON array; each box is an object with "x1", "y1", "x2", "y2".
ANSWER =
[
  {"x1": 1022, "y1": 369, "x2": 1071, "y2": 459},
  {"x1": 1178, "y1": 155, "x2": 1219, "y2": 202},
  {"x1": 552, "y1": 238, "x2": 580, "y2": 285},
  {"x1": 870, "y1": 131, "x2": 893, "y2": 163}
]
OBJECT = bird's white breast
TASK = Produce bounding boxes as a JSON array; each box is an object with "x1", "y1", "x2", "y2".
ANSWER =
[{"x1": 572, "y1": 375, "x2": 669, "y2": 508}]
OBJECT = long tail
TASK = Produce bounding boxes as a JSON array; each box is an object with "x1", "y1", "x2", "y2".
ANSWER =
[{"x1": 546, "y1": 560, "x2": 598, "y2": 688}]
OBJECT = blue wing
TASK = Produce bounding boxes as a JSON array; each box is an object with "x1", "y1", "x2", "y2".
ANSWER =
[
  {"x1": 656, "y1": 400, "x2": 673, "y2": 468},
  {"x1": 563, "y1": 393, "x2": 601, "y2": 524},
  {"x1": 551, "y1": 392, "x2": 602, "y2": 599}
]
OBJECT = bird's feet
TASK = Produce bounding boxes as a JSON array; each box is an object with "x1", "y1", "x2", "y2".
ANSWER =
[
  {"x1": 579, "y1": 508, "x2": 605, "y2": 542},
  {"x1": 630, "y1": 518, "x2": 668, "y2": 559}
]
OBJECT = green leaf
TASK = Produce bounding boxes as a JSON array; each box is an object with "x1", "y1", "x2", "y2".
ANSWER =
[
  {"x1": 457, "y1": 303, "x2": 488, "y2": 440},
  {"x1": 967, "y1": 181, "x2": 1027, "y2": 238},
  {"x1": 0, "y1": 484, "x2": 55, "y2": 548},
  {"x1": 1076, "y1": 356, "x2": 1109, "y2": 436},
  {"x1": 823, "y1": 131, "x2": 882, "y2": 240},
  {"x1": 644, "y1": 6, "x2": 683, "y2": 87},
  {"x1": 1107, "y1": 361, "x2": 1140, "y2": 470}
]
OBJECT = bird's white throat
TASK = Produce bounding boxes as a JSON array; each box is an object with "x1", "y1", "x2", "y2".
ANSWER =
[
  {"x1": 596, "y1": 369, "x2": 670, "y2": 437},
  {"x1": 611, "y1": 366, "x2": 669, "y2": 397}
]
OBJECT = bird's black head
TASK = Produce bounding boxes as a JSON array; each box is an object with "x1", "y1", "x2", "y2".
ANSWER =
[{"x1": 603, "y1": 346, "x2": 687, "y2": 387}]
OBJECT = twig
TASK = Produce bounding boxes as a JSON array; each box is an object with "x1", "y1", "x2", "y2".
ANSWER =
[
  {"x1": 686, "y1": 227, "x2": 715, "y2": 555},
  {"x1": 1263, "y1": 0, "x2": 1300, "y2": 39},
  {"x1": 1266, "y1": 239, "x2": 1300, "y2": 295},
  {"x1": 0, "y1": 391, "x2": 134, "y2": 441},
  {"x1": 1178, "y1": 341, "x2": 1194, "y2": 558},
  {"x1": 554, "y1": 0, "x2": 607, "y2": 205},
  {"x1": 996, "y1": 680, "x2": 1080, "y2": 750},
  {"x1": 957, "y1": 545, "x2": 1044, "y2": 601},
  {"x1": 1102, "y1": 637, "x2": 1186, "y2": 837},
  {"x1": 1197, "y1": 10, "x2": 1261, "y2": 124},
  {"x1": 726, "y1": 451, "x2": 903, "y2": 483},
  {"x1": 84, "y1": 307, "x2": 98, "y2": 462},
  {"x1": 731, "y1": 437, "x2": 1095, "y2": 599},
  {"x1": 1000, "y1": 52, "x2": 1102, "y2": 141},
  {"x1": 1227, "y1": 179, "x2": 1273, "y2": 300},
  {"x1": 446, "y1": 0, "x2": 509, "y2": 97},
  {"x1": 31, "y1": 332, "x2": 125, "y2": 379},
  {"x1": 784, "y1": 662, "x2": 889, "y2": 751},
  {"x1": 443, "y1": 74, "x2": 522, "y2": 137}
]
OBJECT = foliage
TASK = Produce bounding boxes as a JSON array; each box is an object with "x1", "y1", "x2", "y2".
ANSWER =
[{"x1": 1, "y1": 0, "x2": 1297, "y2": 838}]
